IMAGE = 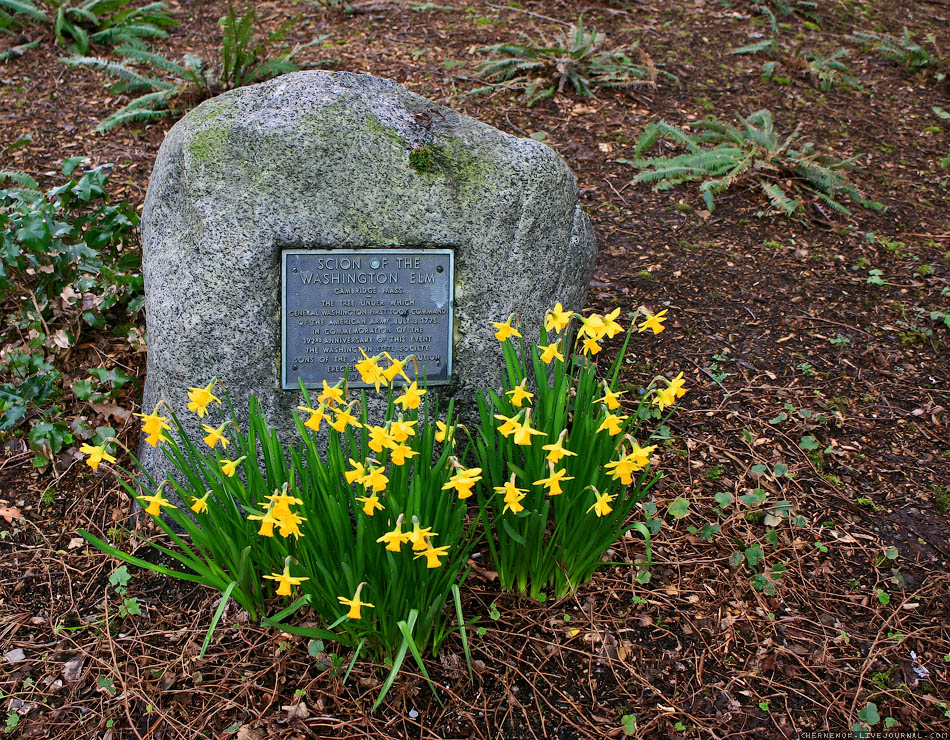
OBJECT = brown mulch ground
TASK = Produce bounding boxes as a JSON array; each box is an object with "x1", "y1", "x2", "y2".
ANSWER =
[{"x1": 1, "y1": 0, "x2": 948, "y2": 738}]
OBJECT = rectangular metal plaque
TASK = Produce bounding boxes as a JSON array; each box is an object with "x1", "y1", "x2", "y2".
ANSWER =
[{"x1": 281, "y1": 249, "x2": 454, "y2": 390}]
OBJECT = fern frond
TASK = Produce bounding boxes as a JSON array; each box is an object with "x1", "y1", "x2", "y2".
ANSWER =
[
  {"x1": 93, "y1": 103, "x2": 173, "y2": 132},
  {"x1": 759, "y1": 181, "x2": 800, "y2": 214},
  {"x1": 0, "y1": 170, "x2": 39, "y2": 189},
  {"x1": 811, "y1": 189, "x2": 852, "y2": 216},
  {"x1": 246, "y1": 58, "x2": 298, "y2": 84},
  {"x1": 0, "y1": 0, "x2": 46, "y2": 22},
  {"x1": 732, "y1": 39, "x2": 776, "y2": 55},
  {"x1": 62, "y1": 54, "x2": 173, "y2": 92},
  {"x1": 114, "y1": 43, "x2": 186, "y2": 77},
  {"x1": 0, "y1": 37, "x2": 39, "y2": 61}
]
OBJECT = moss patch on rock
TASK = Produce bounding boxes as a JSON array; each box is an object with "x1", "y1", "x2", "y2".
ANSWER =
[{"x1": 409, "y1": 146, "x2": 434, "y2": 173}]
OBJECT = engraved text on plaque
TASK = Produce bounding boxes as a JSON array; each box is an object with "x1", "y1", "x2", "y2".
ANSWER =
[{"x1": 281, "y1": 249, "x2": 454, "y2": 389}]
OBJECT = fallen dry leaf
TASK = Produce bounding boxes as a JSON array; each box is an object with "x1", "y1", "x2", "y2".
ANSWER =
[
  {"x1": 0, "y1": 506, "x2": 21, "y2": 523},
  {"x1": 90, "y1": 403, "x2": 131, "y2": 423},
  {"x1": 281, "y1": 701, "x2": 309, "y2": 720}
]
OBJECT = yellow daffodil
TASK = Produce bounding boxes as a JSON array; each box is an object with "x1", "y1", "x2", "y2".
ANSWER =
[
  {"x1": 395, "y1": 381, "x2": 425, "y2": 410},
  {"x1": 605, "y1": 442, "x2": 657, "y2": 485},
  {"x1": 317, "y1": 380, "x2": 345, "y2": 407},
  {"x1": 266, "y1": 488, "x2": 304, "y2": 518},
  {"x1": 79, "y1": 443, "x2": 116, "y2": 470},
  {"x1": 542, "y1": 431, "x2": 577, "y2": 464},
  {"x1": 137, "y1": 489, "x2": 176, "y2": 517},
  {"x1": 135, "y1": 411, "x2": 171, "y2": 448},
  {"x1": 578, "y1": 313, "x2": 607, "y2": 341},
  {"x1": 187, "y1": 379, "x2": 221, "y2": 418},
  {"x1": 355, "y1": 349, "x2": 386, "y2": 390},
  {"x1": 653, "y1": 372, "x2": 686, "y2": 411},
  {"x1": 494, "y1": 412, "x2": 521, "y2": 438},
  {"x1": 597, "y1": 412, "x2": 627, "y2": 437},
  {"x1": 602, "y1": 308, "x2": 623, "y2": 338},
  {"x1": 491, "y1": 315, "x2": 521, "y2": 342},
  {"x1": 376, "y1": 515, "x2": 408, "y2": 552},
  {"x1": 356, "y1": 493, "x2": 384, "y2": 516},
  {"x1": 414, "y1": 543, "x2": 450, "y2": 569},
  {"x1": 359, "y1": 464, "x2": 389, "y2": 493},
  {"x1": 628, "y1": 441, "x2": 657, "y2": 469},
  {"x1": 407, "y1": 520, "x2": 435, "y2": 551},
  {"x1": 330, "y1": 402, "x2": 362, "y2": 433},
  {"x1": 595, "y1": 386, "x2": 623, "y2": 411},
  {"x1": 495, "y1": 475, "x2": 527, "y2": 514},
  {"x1": 506, "y1": 379, "x2": 533, "y2": 408},
  {"x1": 533, "y1": 466, "x2": 574, "y2": 497},
  {"x1": 545, "y1": 302, "x2": 573, "y2": 333},
  {"x1": 389, "y1": 418, "x2": 417, "y2": 443},
  {"x1": 538, "y1": 340, "x2": 564, "y2": 365},
  {"x1": 582, "y1": 337, "x2": 602, "y2": 356},
  {"x1": 382, "y1": 353, "x2": 411, "y2": 384},
  {"x1": 435, "y1": 421, "x2": 455, "y2": 445},
  {"x1": 248, "y1": 505, "x2": 279, "y2": 537},
  {"x1": 605, "y1": 458, "x2": 636, "y2": 485},
  {"x1": 367, "y1": 425, "x2": 395, "y2": 453},
  {"x1": 442, "y1": 467, "x2": 482, "y2": 500},
  {"x1": 389, "y1": 444, "x2": 418, "y2": 466},
  {"x1": 219, "y1": 456, "x2": 245, "y2": 477},
  {"x1": 201, "y1": 422, "x2": 229, "y2": 450},
  {"x1": 190, "y1": 491, "x2": 211, "y2": 514},
  {"x1": 277, "y1": 510, "x2": 306, "y2": 539},
  {"x1": 586, "y1": 488, "x2": 616, "y2": 517},
  {"x1": 345, "y1": 458, "x2": 366, "y2": 484},
  {"x1": 338, "y1": 582, "x2": 374, "y2": 619},
  {"x1": 638, "y1": 308, "x2": 668, "y2": 335},
  {"x1": 512, "y1": 412, "x2": 546, "y2": 446},
  {"x1": 264, "y1": 561, "x2": 308, "y2": 597},
  {"x1": 296, "y1": 403, "x2": 328, "y2": 433}
]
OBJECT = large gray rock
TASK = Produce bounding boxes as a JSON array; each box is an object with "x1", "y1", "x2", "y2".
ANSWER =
[{"x1": 140, "y1": 70, "x2": 596, "y2": 481}]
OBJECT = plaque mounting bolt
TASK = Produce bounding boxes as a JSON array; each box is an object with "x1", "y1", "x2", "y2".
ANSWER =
[
  {"x1": 436, "y1": 265, "x2": 444, "y2": 273},
  {"x1": 370, "y1": 258, "x2": 381, "y2": 269}
]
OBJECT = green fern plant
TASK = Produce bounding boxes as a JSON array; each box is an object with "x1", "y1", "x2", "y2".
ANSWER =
[
  {"x1": 623, "y1": 110, "x2": 883, "y2": 218},
  {"x1": 805, "y1": 48, "x2": 860, "y2": 90},
  {"x1": 476, "y1": 16, "x2": 674, "y2": 106},
  {"x1": 61, "y1": 3, "x2": 303, "y2": 131},
  {"x1": 0, "y1": 0, "x2": 47, "y2": 33},
  {"x1": 0, "y1": 0, "x2": 175, "y2": 54},
  {"x1": 850, "y1": 29, "x2": 934, "y2": 72}
]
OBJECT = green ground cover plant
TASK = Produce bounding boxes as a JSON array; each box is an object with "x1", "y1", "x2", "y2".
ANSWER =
[
  {"x1": 624, "y1": 109, "x2": 883, "y2": 217},
  {"x1": 850, "y1": 29, "x2": 936, "y2": 72},
  {"x1": 0, "y1": 162, "x2": 140, "y2": 466},
  {"x1": 0, "y1": 0, "x2": 175, "y2": 54},
  {"x1": 61, "y1": 3, "x2": 304, "y2": 130},
  {"x1": 476, "y1": 16, "x2": 674, "y2": 106}
]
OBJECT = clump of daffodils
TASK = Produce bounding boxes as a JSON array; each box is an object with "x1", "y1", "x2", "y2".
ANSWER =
[
  {"x1": 472, "y1": 303, "x2": 685, "y2": 599},
  {"x1": 78, "y1": 353, "x2": 475, "y2": 696},
  {"x1": 77, "y1": 299, "x2": 686, "y2": 701}
]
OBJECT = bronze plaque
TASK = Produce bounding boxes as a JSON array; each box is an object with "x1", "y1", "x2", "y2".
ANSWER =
[{"x1": 281, "y1": 249, "x2": 454, "y2": 389}]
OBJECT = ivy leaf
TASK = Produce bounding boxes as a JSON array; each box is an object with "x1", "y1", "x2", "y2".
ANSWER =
[
  {"x1": 799, "y1": 435, "x2": 820, "y2": 451},
  {"x1": 744, "y1": 544, "x2": 764, "y2": 569},
  {"x1": 621, "y1": 715, "x2": 637, "y2": 735},
  {"x1": 667, "y1": 497, "x2": 690, "y2": 519},
  {"x1": 858, "y1": 702, "x2": 880, "y2": 726}
]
